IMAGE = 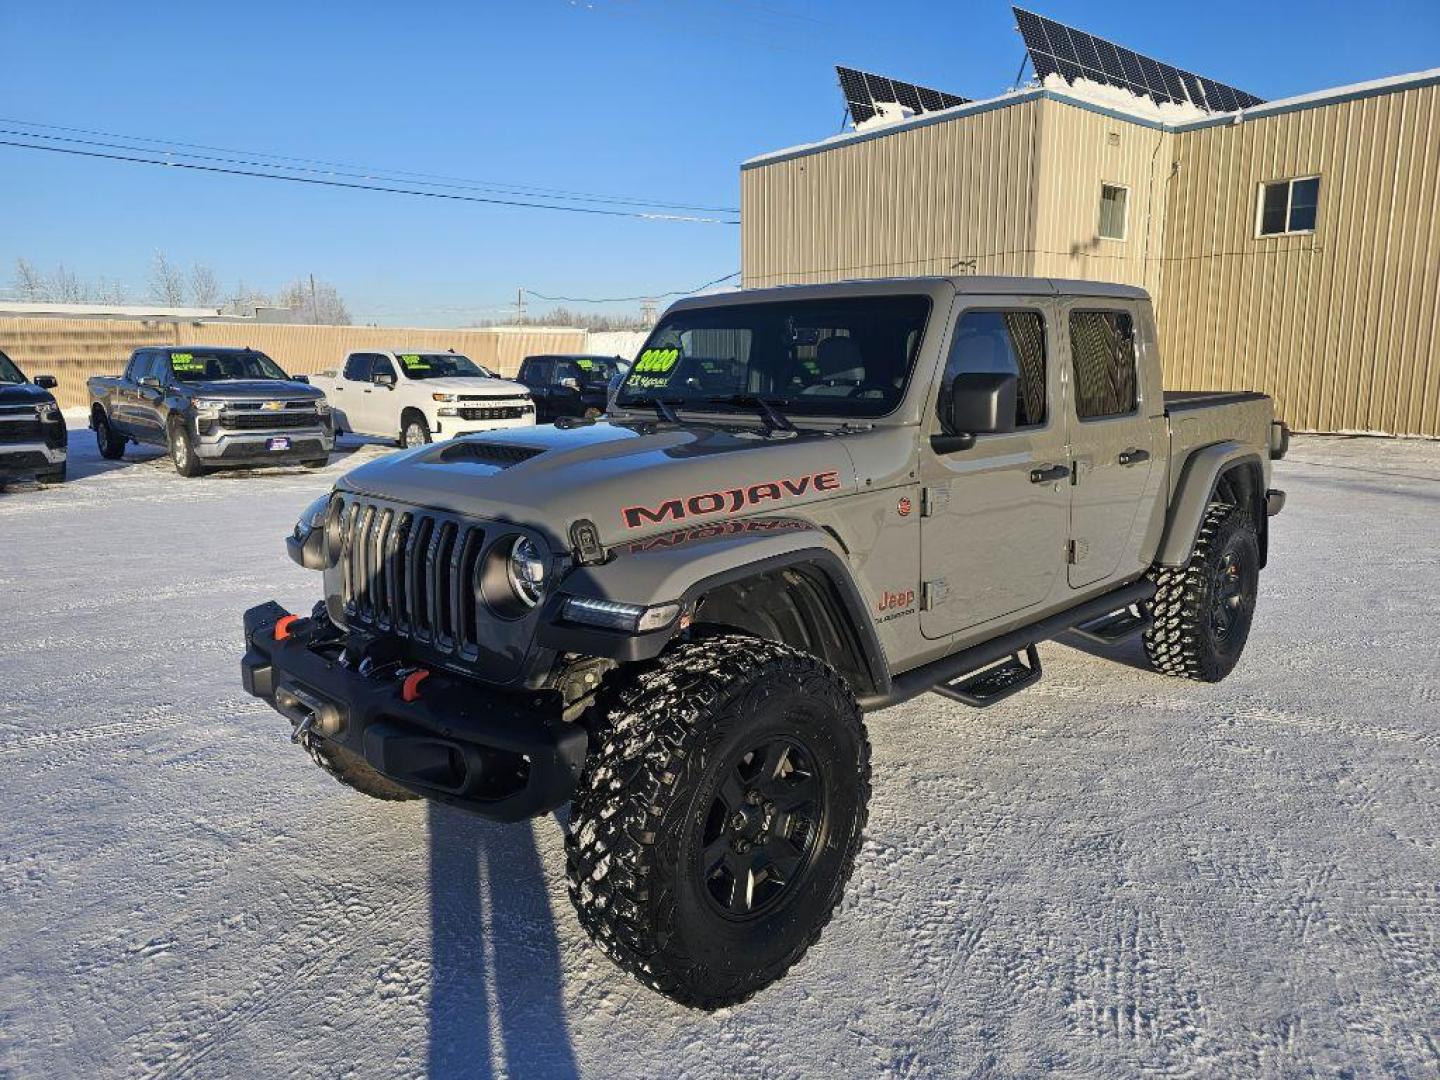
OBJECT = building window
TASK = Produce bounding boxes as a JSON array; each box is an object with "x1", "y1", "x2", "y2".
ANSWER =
[
  {"x1": 1098, "y1": 183, "x2": 1128, "y2": 240},
  {"x1": 1258, "y1": 176, "x2": 1320, "y2": 236},
  {"x1": 1069, "y1": 310, "x2": 1138, "y2": 420}
]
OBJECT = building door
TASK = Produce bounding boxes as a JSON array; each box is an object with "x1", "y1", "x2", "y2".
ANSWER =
[
  {"x1": 920, "y1": 303, "x2": 1071, "y2": 639},
  {"x1": 1063, "y1": 306, "x2": 1158, "y2": 588}
]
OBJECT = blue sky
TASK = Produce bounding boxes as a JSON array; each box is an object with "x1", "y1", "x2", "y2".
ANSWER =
[{"x1": 3, "y1": 0, "x2": 1437, "y2": 325}]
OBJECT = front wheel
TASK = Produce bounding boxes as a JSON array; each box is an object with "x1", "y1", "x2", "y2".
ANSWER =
[
  {"x1": 400, "y1": 415, "x2": 431, "y2": 448},
  {"x1": 566, "y1": 633, "x2": 870, "y2": 1009},
  {"x1": 1143, "y1": 503, "x2": 1259, "y2": 681},
  {"x1": 168, "y1": 418, "x2": 206, "y2": 477}
]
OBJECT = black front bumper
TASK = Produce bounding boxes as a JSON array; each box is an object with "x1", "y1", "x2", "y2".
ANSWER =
[{"x1": 241, "y1": 601, "x2": 587, "y2": 822}]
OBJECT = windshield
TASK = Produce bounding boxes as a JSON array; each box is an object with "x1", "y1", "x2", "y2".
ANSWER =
[
  {"x1": 568, "y1": 357, "x2": 617, "y2": 387},
  {"x1": 167, "y1": 350, "x2": 290, "y2": 382},
  {"x1": 616, "y1": 295, "x2": 931, "y2": 419},
  {"x1": 0, "y1": 352, "x2": 24, "y2": 384},
  {"x1": 396, "y1": 353, "x2": 494, "y2": 380}
]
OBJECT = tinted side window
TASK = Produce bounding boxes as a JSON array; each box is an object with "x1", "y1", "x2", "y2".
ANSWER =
[
  {"x1": 1069, "y1": 310, "x2": 1138, "y2": 420},
  {"x1": 342, "y1": 354, "x2": 373, "y2": 381},
  {"x1": 372, "y1": 356, "x2": 397, "y2": 381},
  {"x1": 125, "y1": 352, "x2": 148, "y2": 381},
  {"x1": 940, "y1": 310, "x2": 1047, "y2": 429},
  {"x1": 524, "y1": 359, "x2": 551, "y2": 384}
]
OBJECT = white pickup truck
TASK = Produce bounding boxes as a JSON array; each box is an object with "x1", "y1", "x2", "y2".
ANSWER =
[{"x1": 312, "y1": 350, "x2": 535, "y2": 447}]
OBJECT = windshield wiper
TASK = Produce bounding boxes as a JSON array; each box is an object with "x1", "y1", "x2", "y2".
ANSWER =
[
  {"x1": 706, "y1": 394, "x2": 795, "y2": 433},
  {"x1": 624, "y1": 395, "x2": 684, "y2": 424}
]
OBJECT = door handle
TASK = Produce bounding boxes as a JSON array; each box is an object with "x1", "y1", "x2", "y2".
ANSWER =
[
  {"x1": 1030, "y1": 464, "x2": 1071, "y2": 484},
  {"x1": 1118, "y1": 448, "x2": 1150, "y2": 466}
]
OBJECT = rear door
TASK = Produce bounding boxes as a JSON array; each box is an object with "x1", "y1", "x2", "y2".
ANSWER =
[
  {"x1": 919, "y1": 301, "x2": 1071, "y2": 639},
  {"x1": 1063, "y1": 304, "x2": 1160, "y2": 588},
  {"x1": 338, "y1": 353, "x2": 375, "y2": 434},
  {"x1": 519, "y1": 359, "x2": 554, "y2": 419}
]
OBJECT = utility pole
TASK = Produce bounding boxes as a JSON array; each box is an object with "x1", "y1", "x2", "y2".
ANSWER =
[
  {"x1": 515, "y1": 287, "x2": 527, "y2": 324},
  {"x1": 309, "y1": 273, "x2": 318, "y2": 321},
  {"x1": 641, "y1": 297, "x2": 657, "y2": 325}
]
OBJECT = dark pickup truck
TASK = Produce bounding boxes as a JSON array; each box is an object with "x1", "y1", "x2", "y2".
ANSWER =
[
  {"x1": 88, "y1": 346, "x2": 334, "y2": 476},
  {"x1": 0, "y1": 349, "x2": 67, "y2": 485}
]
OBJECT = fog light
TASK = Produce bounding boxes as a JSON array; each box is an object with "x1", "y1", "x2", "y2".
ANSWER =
[{"x1": 562, "y1": 596, "x2": 681, "y2": 634}]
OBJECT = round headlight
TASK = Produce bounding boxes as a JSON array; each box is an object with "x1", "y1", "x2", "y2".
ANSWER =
[{"x1": 506, "y1": 535, "x2": 547, "y2": 607}]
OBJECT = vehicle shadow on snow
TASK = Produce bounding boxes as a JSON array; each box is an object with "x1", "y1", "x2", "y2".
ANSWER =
[
  {"x1": 428, "y1": 803, "x2": 580, "y2": 1080},
  {"x1": 1056, "y1": 630, "x2": 1154, "y2": 672}
]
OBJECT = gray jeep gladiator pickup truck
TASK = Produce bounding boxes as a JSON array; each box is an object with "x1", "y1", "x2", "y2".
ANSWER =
[
  {"x1": 241, "y1": 277, "x2": 1288, "y2": 1008},
  {"x1": 89, "y1": 346, "x2": 333, "y2": 476},
  {"x1": 0, "y1": 349, "x2": 66, "y2": 485}
]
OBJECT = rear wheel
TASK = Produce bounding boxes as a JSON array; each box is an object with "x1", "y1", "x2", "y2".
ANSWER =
[
  {"x1": 94, "y1": 411, "x2": 125, "y2": 460},
  {"x1": 1143, "y1": 503, "x2": 1259, "y2": 681},
  {"x1": 567, "y1": 633, "x2": 870, "y2": 1009},
  {"x1": 168, "y1": 418, "x2": 205, "y2": 477}
]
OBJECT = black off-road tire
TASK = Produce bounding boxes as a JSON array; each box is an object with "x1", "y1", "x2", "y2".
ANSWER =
[
  {"x1": 566, "y1": 633, "x2": 871, "y2": 1010},
  {"x1": 303, "y1": 736, "x2": 420, "y2": 802},
  {"x1": 1143, "y1": 503, "x2": 1260, "y2": 682},
  {"x1": 168, "y1": 418, "x2": 206, "y2": 477},
  {"x1": 94, "y1": 410, "x2": 126, "y2": 460}
]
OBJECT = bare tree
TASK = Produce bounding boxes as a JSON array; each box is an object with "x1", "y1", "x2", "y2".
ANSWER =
[
  {"x1": 13, "y1": 258, "x2": 50, "y2": 301},
  {"x1": 189, "y1": 263, "x2": 220, "y2": 307},
  {"x1": 94, "y1": 276, "x2": 129, "y2": 305},
  {"x1": 277, "y1": 276, "x2": 351, "y2": 325},
  {"x1": 50, "y1": 264, "x2": 89, "y2": 303},
  {"x1": 148, "y1": 251, "x2": 187, "y2": 306}
]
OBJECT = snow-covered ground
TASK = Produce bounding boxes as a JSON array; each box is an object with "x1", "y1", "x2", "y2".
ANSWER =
[{"x1": 1, "y1": 428, "x2": 1437, "y2": 1078}]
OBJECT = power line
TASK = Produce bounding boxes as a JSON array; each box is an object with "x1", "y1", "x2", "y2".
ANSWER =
[
  {"x1": 0, "y1": 116, "x2": 739, "y2": 215},
  {"x1": 0, "y1": 138, "x2": 740, "y2": 224},
  {"x1": 523, "y1": 271, "x2": 740, "y2": 304}
]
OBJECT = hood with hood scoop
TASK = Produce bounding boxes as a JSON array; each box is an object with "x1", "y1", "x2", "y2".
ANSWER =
[{"x1": 336, "y1": 419, "x2": 877, "y2": 547}]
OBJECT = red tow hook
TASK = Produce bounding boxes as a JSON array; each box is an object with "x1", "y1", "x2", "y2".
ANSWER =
[
  {"x1": 401, "y1": 669, "x2": 431, "y2": 703},
  {"x1": 274, "y1": 614, "x2": 301, "y2": 641}
]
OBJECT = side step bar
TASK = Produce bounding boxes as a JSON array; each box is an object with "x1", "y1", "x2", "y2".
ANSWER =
[
  {"x1": 1070, "y1": 603, "x2": 1150, "y2": 646},
  {"x1": 859, "y1": 579, "x2": 1156, "y2": 713},
  {"x1": 932, "y1": 644, "x2": 1042, "y2": 708}
]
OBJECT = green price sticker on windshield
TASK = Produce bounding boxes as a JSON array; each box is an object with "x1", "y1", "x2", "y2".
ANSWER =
[
  {"x1": 399, "y1": 353, "x2": 430, "y2": 370},
  {"x1": 576, "y1": 358, "x2": 594, "y2": 370},
  {"x1": 170, "y1": 352, "x2": 202, "y2": 371},
  {"x1": 634, "y1": 347, "x2": 680, "y2": 374}
]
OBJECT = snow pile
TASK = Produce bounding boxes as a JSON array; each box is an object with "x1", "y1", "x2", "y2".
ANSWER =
[
  {"x1": 855, "y1": 101, "x2": 917, "y2": 131},
  {"x1": 1041, "y1": 73, "x2": 1214, "y2": 123}
]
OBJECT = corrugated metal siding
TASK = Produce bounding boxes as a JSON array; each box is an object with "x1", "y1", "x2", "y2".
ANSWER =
[
  {"x1": 1158, "y1": 82, "x2": 1440, "y2": 436},
  {"x1": 741, "y1": 100, "x2": 1045, "y2": 287},
  {"x1": 0, "y1": 321, "x2": 587, "y2": 411},
  {"x1": 1030, "y1": 102, "x2": 1172, "y2": 291},
  {"x1": 741, "y1": 85, "x2": 1440, "y2": 436}
]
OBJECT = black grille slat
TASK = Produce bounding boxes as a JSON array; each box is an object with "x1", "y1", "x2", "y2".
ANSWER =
[
  {"x1": 339, "y1": 498, "x2": 486, "y2": 655},
  {"x1": 0, "y1": 419, "x2": 44, "y2": 443},
  {"x1": 456, "y1": 406, "x2": 527, "y2": 421}
]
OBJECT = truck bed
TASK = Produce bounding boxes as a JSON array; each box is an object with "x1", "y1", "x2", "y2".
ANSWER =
[{"x1": 1164, "y1": 390, "x2": 1269, "y2": 413}]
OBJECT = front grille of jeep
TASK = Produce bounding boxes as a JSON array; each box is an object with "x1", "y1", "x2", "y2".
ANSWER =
[{"x1": 338, "y1": 497, "x2": 486, "y2": 657}]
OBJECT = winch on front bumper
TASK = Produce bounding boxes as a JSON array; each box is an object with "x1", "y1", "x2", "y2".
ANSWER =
[{"x1": 241, "y1": 601, "x2": 587, "y2": 821}]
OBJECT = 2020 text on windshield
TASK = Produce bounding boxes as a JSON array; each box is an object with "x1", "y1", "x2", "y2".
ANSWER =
[{"x1": 617, "y1": 295, "x2": 931, "y2": 419}]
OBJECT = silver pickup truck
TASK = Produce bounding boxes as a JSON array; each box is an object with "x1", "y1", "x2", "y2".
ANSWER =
[
  {"x1": 241, "y1": 276, "x2": 1287, "y2": 1009},
  {"x1": 88, "y1": 346, "x2": 333, "y2": 475}
]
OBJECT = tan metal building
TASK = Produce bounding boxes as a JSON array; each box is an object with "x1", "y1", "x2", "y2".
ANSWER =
[{"x1": 741, "y1": 70, "x2": 1440, "y2": 437}]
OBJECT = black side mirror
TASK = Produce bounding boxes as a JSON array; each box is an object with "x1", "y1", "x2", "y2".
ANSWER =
[
  {"x1": 931, "y1": 372, "x2": 1017, "y2": 454},
  {"x1": 373, "y1": 371, "x2": 396, "y2": 388},
  {"x1": 34, "y1": 375, "x2": 58, "y2": 389},
  {"x1": 139, "y1": 375, "x2": 162, "y2": 389},
  {"x1": 292, "y1": 374, "x2": 310, "y2": 384}
]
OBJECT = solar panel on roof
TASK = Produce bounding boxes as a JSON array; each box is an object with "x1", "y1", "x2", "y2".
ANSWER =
[
  {"x1": 1012, "y1": 7, "x2": 1264, "y2": 113},
  {"x1": 836, "y1": 66, "x2": 971, "y2": 126}
]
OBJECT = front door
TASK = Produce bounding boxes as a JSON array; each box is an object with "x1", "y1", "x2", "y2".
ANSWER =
[
  {"x1": 1063, "y1": 305, "x2": 1158, "y2": 588},
  {"x1": 920, "y1": 302, "x2": 1071, "y2": 639}
]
